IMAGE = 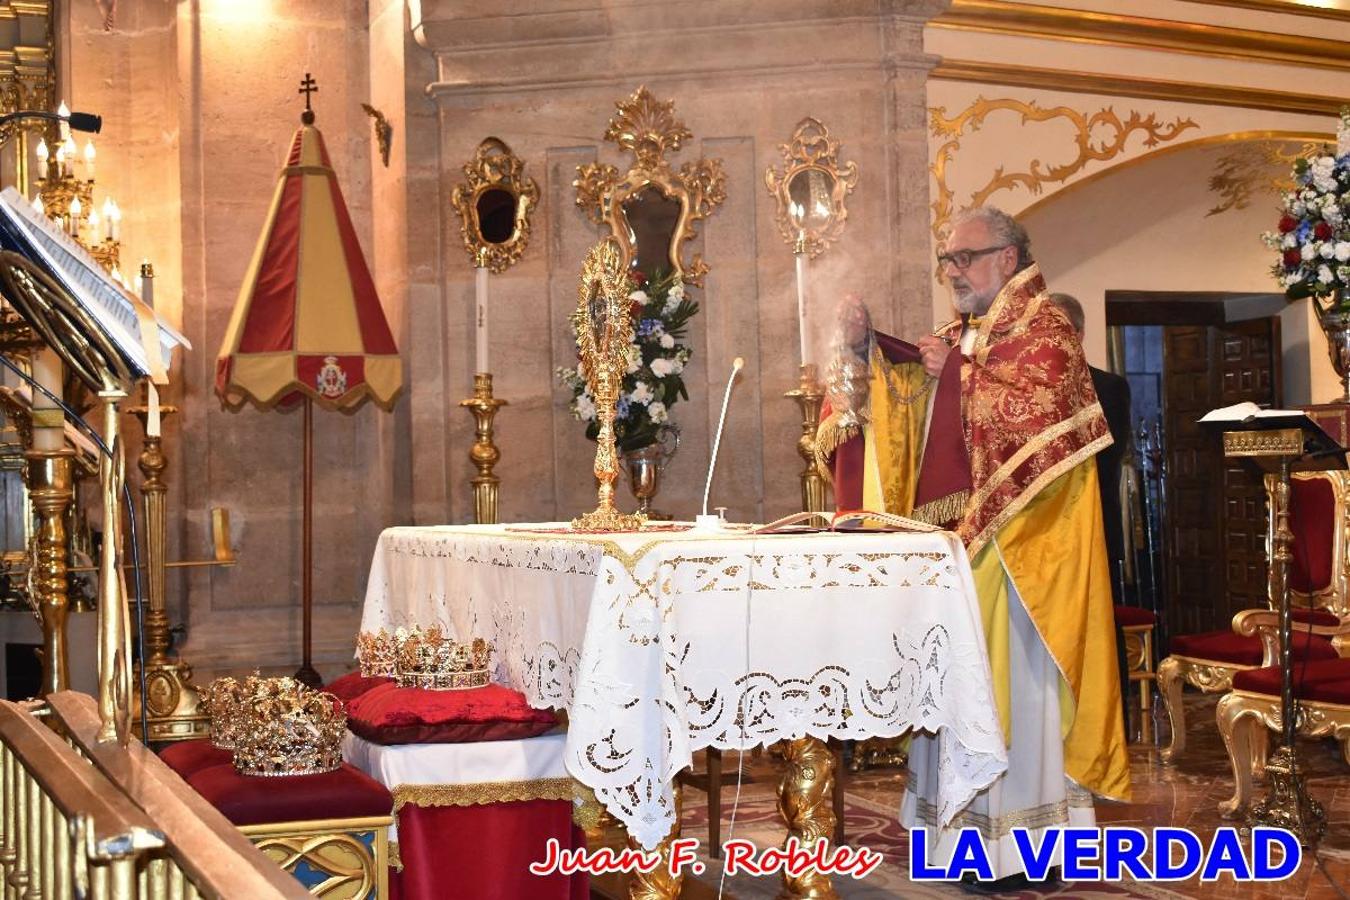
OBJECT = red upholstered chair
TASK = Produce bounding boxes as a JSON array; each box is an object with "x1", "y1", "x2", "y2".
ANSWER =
[
  {"x1": 1216, "y1": 610, "x2": 1350, "y2": 817},
  {"x1": 1158, "y1": 470, "x2": 1348, "y2": 764}
]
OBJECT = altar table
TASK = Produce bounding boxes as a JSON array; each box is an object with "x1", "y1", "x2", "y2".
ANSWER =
[{"x1": 360, "y1": 524, "x2": 1006, "y2": 850}]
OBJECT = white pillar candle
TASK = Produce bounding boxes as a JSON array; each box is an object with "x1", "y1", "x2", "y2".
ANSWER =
[
  {"x1": 35, "y1": 139, "x2": 47, "y2": 180},
  {"x1": 138, "y1": 260, "x2": 154, "y2": 309},
  {"x1": 475, "y1": 263, "x2": 489, "y2": 375},
  {"x1": 83, "y1": 140, "x2": 95, "y2": 180},
  {"x1": 57, "y1": 102, "x2": 70, "y2": 142},
  {"x1": 31, "y1": 348, "x2": 63, "y2": 451},
  {"x1": 795, "y1": 241, "x2": 809, "y2": 368}
]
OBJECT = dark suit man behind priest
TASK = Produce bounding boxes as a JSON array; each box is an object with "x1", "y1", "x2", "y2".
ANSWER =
[{"x1": 1049, "y1": 293, "x2": 1132, "y2": 587}]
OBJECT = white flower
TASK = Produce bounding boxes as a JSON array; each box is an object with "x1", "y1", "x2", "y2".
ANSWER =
[
  {"x1": 650, "y1": 357, "x2": 673, "y2": 377},
  {"x1": 1318, "y1": 264, "x2": 1335, "y2": 285},
  {"x1": 648, "y1": 401, "x2": 668, "y2": 424},
  {"x1": 574, "y1": 394, "x2": 596, "y2": 421},
  {"x1": 668, "y1": 282, "x2": 685, "y2": 301},
  {"x1": 1322, "y1": 241, "x2": 1337, "y2": 259},
  {"x1": 659, "y1": 333, "x2": 675, "y2": 349},
  {"x1": 626, "y1": 355, "x2": 641, "y2": 375},
  {"x1": 1283, "y1": 233, "x2": 1298, "y2": 249},
  {"x1": 670, "y1": 357, "x2": 684, "y2": 374},
  {"x1": 1303, "y1": 242, "x2": 1318, "y2": 261},
  {"x1": 629, "y1": 290, "x2": 649, "y2": 306},
  {"x1": 630, "y1": 382, "x2": 654, "y2": 405}
]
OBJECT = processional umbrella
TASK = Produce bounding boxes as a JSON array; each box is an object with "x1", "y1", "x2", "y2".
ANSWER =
[{"x1": 215, "y1": 75, "x2": 401, "y2": 686}]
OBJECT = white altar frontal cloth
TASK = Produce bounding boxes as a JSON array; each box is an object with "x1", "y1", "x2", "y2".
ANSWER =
[{"x1": 360, "y1": 524, "x2": 1007, "y2": 849}]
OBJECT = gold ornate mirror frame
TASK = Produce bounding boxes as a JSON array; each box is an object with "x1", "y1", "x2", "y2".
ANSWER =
[
  {"x1": 765, "y1": 117, "x2": 858, "y2": 259},
  {"x1": 450, "y1": 137, "x2": 539, "y2": 274},
  {"x1": 574, "y1": 86, "x2": 726, "y2": 286},
  {"x1": 570, "y1": 238, "x2": 644, "y2": 533}
]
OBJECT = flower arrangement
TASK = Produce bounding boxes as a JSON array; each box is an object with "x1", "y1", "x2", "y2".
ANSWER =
[
  {"x1": 557, "y1": 269, "x2": 697, "y2": 452},
  {"x1": 1264, "y1": 107, "x2": 1350, "y2": 309}
]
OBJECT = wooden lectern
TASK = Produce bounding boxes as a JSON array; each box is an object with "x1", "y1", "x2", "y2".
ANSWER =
[{"x1": 1207, "y1": 408, "x2": 1345, "y2": 847}]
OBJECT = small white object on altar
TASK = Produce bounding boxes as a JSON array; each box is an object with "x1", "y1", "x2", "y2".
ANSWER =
[{"x1": 360, "y1": 524, "x2": 1007, "y2": 850}]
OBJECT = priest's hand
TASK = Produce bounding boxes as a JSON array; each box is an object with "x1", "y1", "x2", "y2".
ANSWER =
[{"x1": 917, "y1": 334, "x2": 951, "y2": 378}]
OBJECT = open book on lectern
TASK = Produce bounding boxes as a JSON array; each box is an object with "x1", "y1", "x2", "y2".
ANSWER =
[
  {"x1": 1199, "y1": 401, "x2": 1346, "y2": 466},
  {"x1": 0, "y1": 186, "x2": 189, "y2": 382}
]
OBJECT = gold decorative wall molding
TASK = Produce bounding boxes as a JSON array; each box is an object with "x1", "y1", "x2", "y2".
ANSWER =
[
  {"x1": 931, "y1": 60, "x2": 1348, "y2": 117},
  {"x1": 929, "y1": 97, "x2": 1198, "y2": 237},
  {"x1": 1181, "y1": 0, "x2": 1350, "y2": 22},
  {"x1": 932, "y1": 0, "x2": 1350, "y2": 73}
]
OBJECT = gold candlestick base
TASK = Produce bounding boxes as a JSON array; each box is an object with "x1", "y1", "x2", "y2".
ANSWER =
[
  {"x1": 786, "y1": 364, "x2": 828, "y2": 519},
  {"x1": 1251, "y1": 744, "x2": 1326, "y2": 846},
  {"x1": 460, "y1": 373, "x2": 508, "y2": 525}
]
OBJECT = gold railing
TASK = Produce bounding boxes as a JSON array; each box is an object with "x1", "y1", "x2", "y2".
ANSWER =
[{"x1": 0, "y1": 693, "x2": 308, "y2": 899}]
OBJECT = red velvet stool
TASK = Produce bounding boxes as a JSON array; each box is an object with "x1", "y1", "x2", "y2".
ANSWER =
[
  {"x1": 343, "y1": 730, "x2": 587, "y2": 900},
  {"x1": 161, "y1": 740, "x2": 394, "y2": 897}
]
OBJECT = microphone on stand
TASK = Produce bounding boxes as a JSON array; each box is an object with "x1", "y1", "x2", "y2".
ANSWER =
[{"x1": 697, "y1": 357, "x2": 744, "y2": 530}]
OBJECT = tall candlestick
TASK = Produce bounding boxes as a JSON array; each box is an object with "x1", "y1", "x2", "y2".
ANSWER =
[
  {"x1": 31, "y1": 348, "x2": 64, "y2": 451},
  {"x1": 475, "y1": 254, "x2": 489, "y2": 374},
  {"x1": 794, "y1": 232, "x2": 809, "y2": 368}
]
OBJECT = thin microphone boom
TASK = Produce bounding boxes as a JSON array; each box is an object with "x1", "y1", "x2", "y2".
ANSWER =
[{"x1": 703, "y1": 357, "x2": 744, "y2": 518}]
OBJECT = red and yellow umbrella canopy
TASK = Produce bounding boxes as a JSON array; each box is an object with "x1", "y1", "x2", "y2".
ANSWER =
[{"x1": 215, "y1": 121, "x2": 400, "y2": 411}]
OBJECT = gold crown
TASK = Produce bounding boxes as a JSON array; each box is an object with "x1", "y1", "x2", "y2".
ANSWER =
[
  {"x1": 204, "y1": 674, "x2": 304, "y2": 750},
  {"x1": 394, "y1": 626, "x2": 493, "y2": 691},
  {"x1": 232, "y1": 688, "x2": 346, "y2": 778},
  {"x1": 356, "y1": 629, "x2": 398, "y2": 677}
]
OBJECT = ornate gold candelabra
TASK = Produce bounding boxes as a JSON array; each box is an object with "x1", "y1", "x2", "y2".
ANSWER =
[
  {"x1": 786, "y1": 364, "x2": 828, "y2": 518},
  {"x1": 1224, "y1": 428, "x2": 1327, "y2": 846},
  {"x1": 128, "y1": 392, "x2": 208, "y2": 742},
  {"x1": 34, "y1": 120, "x2": 121, "y2": 275},
  {"x1": 24, "y1": 445, "x2": 74, "y2": 696},
  {"x1": 459, "y1": 373, "x2": 507, "y2": 525}
]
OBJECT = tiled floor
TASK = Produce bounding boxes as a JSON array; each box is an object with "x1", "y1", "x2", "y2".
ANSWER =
[{"x1": 602, "y1": 693, "x2": 1350, "y2": 899}]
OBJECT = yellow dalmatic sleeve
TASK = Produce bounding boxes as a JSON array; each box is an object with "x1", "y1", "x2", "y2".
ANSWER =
[
  {"x1": 866, "y1": 349, "x2": 932, "y2": 515},
  {"x1": 994, "y1": 461, "x2": 1132, "y2": 801}
]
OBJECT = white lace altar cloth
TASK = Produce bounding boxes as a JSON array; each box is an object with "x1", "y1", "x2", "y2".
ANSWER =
[{"x1": 360, "y1": 524, "x2": 1006, "y2": 849}]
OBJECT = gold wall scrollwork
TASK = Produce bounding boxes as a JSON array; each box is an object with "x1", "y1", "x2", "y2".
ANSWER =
[
  {"x1": 1206, "y1": 139, "x2": 1320, "y2": 217},
  {"x1": 574, "y1": 86, "x2": 726, "y2": 286},
  {"x1": 929, "y1": 97, "x2": 1198, "y2": 237}
]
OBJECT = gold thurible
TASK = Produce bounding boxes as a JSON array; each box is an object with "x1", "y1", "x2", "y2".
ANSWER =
[
  {"x1": 459, "y1": 373, "x2": 507, "y2": 525},
  {"x1": 786, "y1": 364, "x2": 828, "y2": 519}
]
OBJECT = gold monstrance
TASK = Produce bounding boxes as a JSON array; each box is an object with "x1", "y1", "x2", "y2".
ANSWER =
[{"x1": 571, "y1": 239, "x2": 645, "y2": 533}]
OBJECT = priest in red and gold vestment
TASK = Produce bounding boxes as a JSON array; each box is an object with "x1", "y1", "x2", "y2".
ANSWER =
[{"x1": 819, "y1": 206, "x2": 1130, "y2": 883}]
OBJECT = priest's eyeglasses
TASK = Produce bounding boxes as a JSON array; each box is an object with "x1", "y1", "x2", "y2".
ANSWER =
[{"x1": 935, "y1": 245, "x2": 1009, "y2": 270}]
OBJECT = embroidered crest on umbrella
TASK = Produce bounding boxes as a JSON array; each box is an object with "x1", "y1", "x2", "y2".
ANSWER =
[{"x1": 215, "y1": 74, "x2": 402, "y2": 685}]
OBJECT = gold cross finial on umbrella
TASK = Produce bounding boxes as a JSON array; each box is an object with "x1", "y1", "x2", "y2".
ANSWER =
[{"x1": 299, "y1": 73, "x2": 318, "y2": 125}]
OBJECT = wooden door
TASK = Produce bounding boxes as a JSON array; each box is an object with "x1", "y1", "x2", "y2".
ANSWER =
[{"x1": 1161, "y1": 317, "x2": 1280, "y2": 638}]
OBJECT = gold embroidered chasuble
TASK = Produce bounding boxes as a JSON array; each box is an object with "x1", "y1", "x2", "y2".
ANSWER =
[{"x1": 821, "y1": 264, "x2": 1130, "y2": 802}]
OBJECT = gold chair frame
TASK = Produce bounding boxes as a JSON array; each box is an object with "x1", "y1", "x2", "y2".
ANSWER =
[
  {"x1": 1159, "y1": 469, "x2": 1350, "y2": 763},
  {"x1": 1215, "y1": 610, "x2": 1350, "y2": 818},
  {"x1": 574, "y1": 86, "x2": 725, "y2": 286}
]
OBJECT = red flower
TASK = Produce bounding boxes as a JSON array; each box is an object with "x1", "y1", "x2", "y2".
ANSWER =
[
  {"x1": 1314, "y1": 222, "x2": 1333, "y2": 240},
  {"x1": 1283, "y1": 248, "x2": 1303, "y2": 267},
  {"x1": 628, "y1": 270, "x2": 647, "y2": 287},
  {"x1": 1278, "y1": 215, "x2": 1299, "y2": 233}
]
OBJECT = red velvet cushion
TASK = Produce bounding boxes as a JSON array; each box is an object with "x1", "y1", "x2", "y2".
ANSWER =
[
  {"x1": 346, "y1": 683, "x2": 559, "y2": 746},
  {"x1": 1232, "y1": 659, "x2": 1350, "y2": 704},
  {"x1": 1113, "y1": 605, "x2": 1157, "y2": 628},
  {"x1": 187, "y1": 762, "x2": 393, "y2": 826},
  {"x1": 323, "y1": 671, "x2": 393, "y2": 703},
  {"x1": 158, "y1": 739, "x2": 233, "y2": 780},
  {"x1": 1292, "y1": 607, "x2": 1342, "y2": 627},
  {"x1": 1290, "y1": 476, "x2": 1336, "y2": 594},
  {"x1": 1169, "y1": 629, "x2": 1338, "y2": 666}
]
